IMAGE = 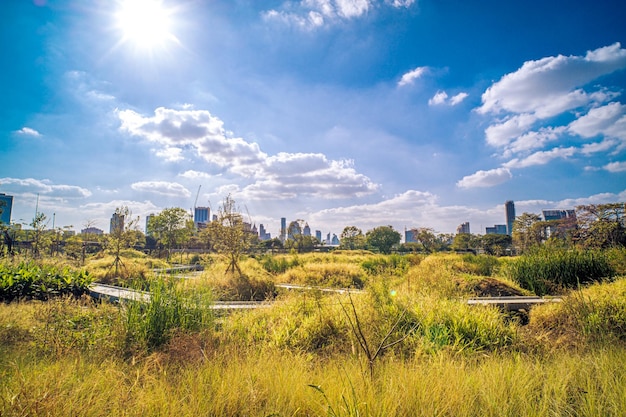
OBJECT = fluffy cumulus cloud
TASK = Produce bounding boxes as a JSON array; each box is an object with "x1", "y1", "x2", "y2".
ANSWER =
[
  {"x1": 0, "y1": 177, "x2": 91, "y2": 198},
  {"x1": 118, "y1": 107, "x2": 379, "y2": 200},
  {"x1": 131, "y1": 181, "x2": 191, "y2": 198},
  {"x1": 14, "y1": 127, "x2": 42, "y2": 137},
  {"x1": 398, "y1": 66, "x2": 428, "y2": 87},
  {"x1": 468, "y1": 43, "x2": 626, "y2": 185},
  {"x1": 477, "y1": 43, "x2": 626, "y2": 117},
  {"x1": 263, "y1": 0, "x2": 415, "y2": 29},
  {"x1": 456, "y1": 168, "x2": 512, "y2": 189},
  {"x1": 428, "y1": 91, "x2": 468, "y2": 106}
]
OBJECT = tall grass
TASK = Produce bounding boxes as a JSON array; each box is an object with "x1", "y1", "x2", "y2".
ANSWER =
[
  {"x1": 506, "y1": 248, "x2": 614, "y2": 295},
  {"x1": 124, "y1": 277, "x2": 214, "y2": 351}
]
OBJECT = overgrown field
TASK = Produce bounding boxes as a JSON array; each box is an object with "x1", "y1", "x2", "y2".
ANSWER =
[{"x1": 1, "y1": 249, "x2": 625, "y2": 416}]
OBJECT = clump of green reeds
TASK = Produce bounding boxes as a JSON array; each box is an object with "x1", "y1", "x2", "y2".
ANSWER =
[
  {"x1": 506, "y1": 248, "x2": 614, "y2": 295},
  {"x1": 124, "y1": 278, "x2": 214, "y2": 351},
  {"x1": 259, "y1": 254, "x2": 301, "y2": 274}
]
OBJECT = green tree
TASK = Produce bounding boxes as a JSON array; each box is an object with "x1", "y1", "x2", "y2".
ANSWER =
[
  {"x1": 451, "y1": 233, "x2": 479, "y2": 252},
  {"x1": 206, "y1": 195, "x2": 251, "y2": 275},
  {"x1": 106, "y1": 206, "x2": 140, "y2": 276},
  {"x1": 29, "y1": 212, "x2": 49, "y2": 258},
  {"x1": 148, "y1": 207, "x2": 193, "y2": 260},
  {"x1": 366, "y1": 225, "x2": 401, "y2": 254},
  {"x1": 512, "y1": 212, "x2": 542, "y2": 253},
  {"x1": 479, "y1": 233, "x2": 512, "y2": 256},
  {"x1": 340, "y1": 226, "x2": 366, "y2": 250},
  {"x1": 575, "y1": 203, "x2": 626, "y2": 248}
]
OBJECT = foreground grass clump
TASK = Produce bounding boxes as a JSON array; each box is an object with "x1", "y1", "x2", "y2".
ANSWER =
[
  {"x1": 0, "y1": 261, "x2": 91, "y2": 302},
  {"x1": 528, "y1": 277, "x2": 626, "y2": 348},
  {"x1": 506, "y1": 248, "x2": 614, "y2": 295}
]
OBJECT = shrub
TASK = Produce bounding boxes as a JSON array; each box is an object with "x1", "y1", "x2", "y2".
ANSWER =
[
  {"x1": 506, "y1": 248, "x2": 614, "y2": 296},
  {"x1": 260, "y1": 255, "x2": 301, "y2": 274},
  {"x1": 0, "y1": 262, "x2": 91, "y2": 302}
]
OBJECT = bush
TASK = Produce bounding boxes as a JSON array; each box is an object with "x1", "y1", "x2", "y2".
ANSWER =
[
  {"x1": 0, "y1": 262, "x2": 91, "y2": 302},
  {"x1": 260, "y1": 255, "x2": 301, "y2": 274},
  {"x1": 506, "y1": 248, "x2": 614, "y2": 295}
]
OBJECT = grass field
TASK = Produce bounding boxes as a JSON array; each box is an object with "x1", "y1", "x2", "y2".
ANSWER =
[{"x1": 1, "y1": 250, "x2": 625, "y2": 416}]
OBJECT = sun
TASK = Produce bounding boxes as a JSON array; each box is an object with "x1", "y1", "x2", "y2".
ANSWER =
[{"x1": 115, "y1": 0, "x2": 178, "y2": 51}]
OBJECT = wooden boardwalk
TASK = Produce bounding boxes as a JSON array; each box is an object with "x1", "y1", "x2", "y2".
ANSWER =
[{"x1": 467, "y1": 296, "x2": 562, "y2": 311}]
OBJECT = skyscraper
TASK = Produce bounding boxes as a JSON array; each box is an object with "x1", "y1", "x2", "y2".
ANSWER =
[
  {"x1": 280, "y1": 217, "x2": 286, "y2": 242},
  {"x1": 505, "y1": 200, "x2": 516, "y2": 235},
  {"x1": 110, "y1": 212, "x2": 124, "y2": 234},
  {"x1": 194, "y1": 207, "x2": 210, "y2": 229},
  {"x1": 456, "y1": 222, "x2": 470, "y2": 234},
  {"x1": 0, "y1": 193, "x2": 13, "y2": 225}
]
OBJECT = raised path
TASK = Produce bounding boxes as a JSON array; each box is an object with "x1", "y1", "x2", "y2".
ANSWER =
[
  {"x1": 467, "y1": 296, "x2": 562, "y2": 311},
  {"x1": 90, "y1": 284, "x2": 562, "y2": 312}
]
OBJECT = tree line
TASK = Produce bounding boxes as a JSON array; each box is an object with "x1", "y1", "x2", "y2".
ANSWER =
[{"x1": 1, "y1": 200, "x2": 624, "y2": 262}]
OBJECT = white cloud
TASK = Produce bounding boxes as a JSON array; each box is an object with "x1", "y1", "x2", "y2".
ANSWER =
[
  {"x1": 568, "y1": 102, "x2": 626, "y2": 140},
  {"x1": 429, "y1": 91, "x2": 469, "y2": 106},
  {"x1": 503, "y1": 146, "x2": 577, "y2": 169},
  {"x1": 178, "y1": 170, "x2": 213, "y2": 179},
  {"x1": 0, "y1": 177, "x2": 91, "y2": 198},
  {"x1": 428, "y1": 91, "x2": 447, "y2": 105},
  {"x1": 484, "y1": 114, "x2": 537, "y2": 147},
  {"x1": 604, "y1": 161, "x2": 626, "y2": 172},
  {"x1": 456, "y1": 168, "x2": 512, "y2": 189},
  {"x1": 398, "y1": 66, "x2": 428, "y2": 87},
  {"x1": 131, "y1": 181, "x2": 192, "y2": 198},
  {"x1": 263, "y1": 0, "x2": 415, "y2": 29},
  {"x1": 477, "y1": 43, "x2": 626, "y2": 118},
  {"x1": 504, "y1": 126, "x2": 566, "y2": 157},
  {"x1": 155, "y1": 147, "x2": 184, "y2": 162},
  {"x1": 118, "y1": 107, "x2": 379, "y2": 200},
  {"x1": 14, "y1": 127, "x2": 42, "y2": 137},
  {"x1": 449, "y1": 92, "x2": 469, "y2": 105}
]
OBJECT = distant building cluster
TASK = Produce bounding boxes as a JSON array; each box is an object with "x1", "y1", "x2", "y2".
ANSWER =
[{"x1": 3, "y1": 191, "x2": 582, "y2": 245}]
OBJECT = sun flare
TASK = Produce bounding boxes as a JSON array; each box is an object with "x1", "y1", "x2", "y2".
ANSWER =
[{"x1": 115, "y1": 0, "x2": 177, "y2": 50}]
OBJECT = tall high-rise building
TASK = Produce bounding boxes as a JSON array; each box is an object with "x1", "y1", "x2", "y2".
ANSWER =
[
  {"x1": 145, "y1": 214, "x2": 155, "y2": 235},
  {"x1": 315, "y1": 230, "x2": 322, "y2": 242},
  {"x1": 194, "y1": 207, "x2": 210, "y2": 229},
  {"x1": 303, "y1": 223, "x2": 311, "y2": 236},
  {"x1": 456, "y1": 222, "x2": 470, "y2": 234},
  {"x1": 505, "y1": 200, "x2": 516, "y2": 235},
  {"x1": 110, "y1": 212, "x2": 124, "y2": 234},
  {"x1": 0, "y1": 193, "x2": 13, "y2": 225},
  {"x1": 280, "y1": 217, "x2": 287, "y2": 242}
]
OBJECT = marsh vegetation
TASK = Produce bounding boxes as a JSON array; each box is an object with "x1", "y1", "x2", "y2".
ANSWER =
[{"x1": 1, "y1": 249, "x2": 626, "y2": 416}]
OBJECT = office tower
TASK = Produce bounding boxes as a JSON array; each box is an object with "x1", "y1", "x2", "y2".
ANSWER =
[
  {"x1": 505, "y1": 200, "x2": 516, "y2": 235},
  {"x1": 315, "y1": 230, "x2": 322, "y2": 242},
  {"x1": 405, "y1": 228, "x2": 417, "y2": 243},
  {"x1": 110, "y1": 212, "x2": 124, "y2": 234},
  {"x1": 0, "y1": 193, "x2": 13, "y2": 225},
  {"x1": 303, "y1": 223, "x2": 311, "y2": 236},
  {"x1": 145, "y1": 214, "x2": 155, "y2": 235},
  {"x1": 456, "y1": 222, "x2": 470, "y2": 234},
  {"x1": 486, "y1": 224, "x2": 507, "y2": 235},
  {"x1": 280, "y1": 217, "x2": 286, "y2": 242},
  {"x1": 194, "y1": 206, "x2": 210, "y2": 229},
  {"x1": 542, "y1": 209, "x2": 576, "y2": 221}
]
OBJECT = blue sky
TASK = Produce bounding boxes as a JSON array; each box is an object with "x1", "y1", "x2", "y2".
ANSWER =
[{"x1": 1, "y1": 0, "x2": 625, "y2": 238}]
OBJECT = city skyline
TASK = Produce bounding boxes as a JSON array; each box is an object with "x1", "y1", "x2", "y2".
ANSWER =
[{"x1": 1, "y1": 1, "x2": 625, "y2": 236}]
